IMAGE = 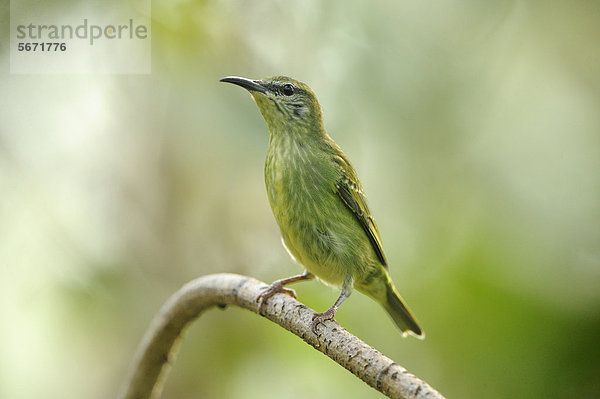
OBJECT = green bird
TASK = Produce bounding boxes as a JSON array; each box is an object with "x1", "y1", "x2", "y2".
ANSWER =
[{"x1": 221, "y1": 75, "x2": 423, "y2": 338}]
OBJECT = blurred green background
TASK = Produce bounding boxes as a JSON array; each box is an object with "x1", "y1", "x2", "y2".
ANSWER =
[{"x1": 1, "y1": 0, "x2": 600, "y2": 398}]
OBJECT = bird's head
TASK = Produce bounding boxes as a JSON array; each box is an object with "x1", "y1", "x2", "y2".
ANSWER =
[{"x1": 220, "y1": 75, "x2": 324, "y2": 135}]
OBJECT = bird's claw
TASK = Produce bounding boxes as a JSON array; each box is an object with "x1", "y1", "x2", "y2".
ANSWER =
[
  {"x1": 311, "y1": 308, "x2": 336, "y2": 334},
  {"x1": 256, "y1": 282, "x2": 297, "y2": 314}
]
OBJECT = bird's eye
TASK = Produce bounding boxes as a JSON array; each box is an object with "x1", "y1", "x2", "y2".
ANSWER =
[{"x1": 282, "y1": 83, "x2": 294, "y2": 96}]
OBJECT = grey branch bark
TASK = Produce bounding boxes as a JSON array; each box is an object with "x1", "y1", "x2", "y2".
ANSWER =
[{"x1": 118, "y1": 273, "x2": 446, "y2": 399}]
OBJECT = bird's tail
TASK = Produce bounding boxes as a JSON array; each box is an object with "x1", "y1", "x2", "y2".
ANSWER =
[{"x1": 383, "y1": 283, "x2": 424, "y2": 339}]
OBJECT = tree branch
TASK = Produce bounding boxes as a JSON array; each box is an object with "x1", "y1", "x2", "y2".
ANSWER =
[{"x1": 118, "y1": 273, "x2": 446, "y2": 399}]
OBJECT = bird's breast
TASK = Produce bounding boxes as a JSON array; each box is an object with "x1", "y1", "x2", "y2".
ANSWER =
[
  {"x1": 266, "y1": 143, "x2": 327, "y2": 218},
  {"x1": 264, "y1": 138, "x2": 363, "y2": 285},
  {"x1": 265, "y1": 136, "x2": 384, "y2": 289}
]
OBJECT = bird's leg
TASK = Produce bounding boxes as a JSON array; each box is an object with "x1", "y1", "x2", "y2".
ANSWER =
[
  {"x1": 256, "y1": 270, "x2": 314, "y2": 313},
  {"x1": 312, "y1": 276, "x2": 353, "y2": 334}
]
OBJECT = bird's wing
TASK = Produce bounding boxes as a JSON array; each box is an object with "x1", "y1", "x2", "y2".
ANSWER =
[{"x1": 334, "y1": 156, "x2": 388, "y2": 268}]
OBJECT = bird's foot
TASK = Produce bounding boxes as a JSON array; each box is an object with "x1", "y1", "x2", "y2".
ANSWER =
[
  {"x1": 256, "y1": 281, "x2": 297, "y2": 314},
  {"x1": 311, "y1": 307, "x2": 337, "y2": 334}
]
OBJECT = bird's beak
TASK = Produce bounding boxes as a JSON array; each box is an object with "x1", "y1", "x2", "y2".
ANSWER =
[{"x1": 220, "y1": 76, "x2": 267, "y2": 93}]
